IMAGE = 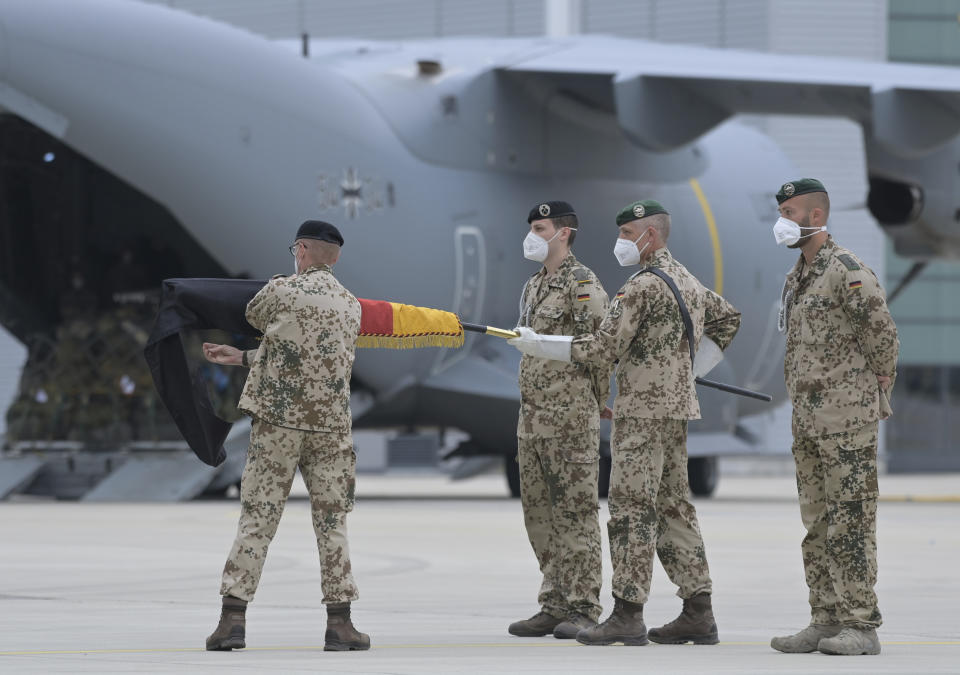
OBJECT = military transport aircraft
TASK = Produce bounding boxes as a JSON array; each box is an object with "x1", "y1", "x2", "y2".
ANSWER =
[{"x1": 1, "y1": 0, "x2": 957, "y2": 499}]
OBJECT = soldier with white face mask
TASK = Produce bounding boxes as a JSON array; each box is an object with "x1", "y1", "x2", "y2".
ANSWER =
[
  {"x1": 510, "y1": 199, "x2": 741, "y2": 647},
  {"x1": 769, "y1": 179, "x2": 899, "y2": 657},
  {"x1": 508, "y1": 200, "x2": 612, "y2": 640}
]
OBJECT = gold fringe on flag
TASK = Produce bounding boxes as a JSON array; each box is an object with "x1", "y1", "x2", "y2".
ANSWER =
[
  {"x1": 356, "y1": 302, "x2": 464, "y2": 350},
  {"x1": 355, "y1": 333, "x2": 464, "y2": 350}
]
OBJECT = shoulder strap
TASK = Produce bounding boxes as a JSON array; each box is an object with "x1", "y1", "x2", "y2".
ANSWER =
[
  {"x1": 642, "y1": 268, "x2": 695, "y2": 367},
  {"x1": 837, "y1": 253, "x2": 860, "y2": 271},
  {"x1": 517, "y1": 276, "x2": 533, "y2": 327}
]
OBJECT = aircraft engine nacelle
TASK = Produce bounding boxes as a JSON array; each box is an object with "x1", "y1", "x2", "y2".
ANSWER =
[{"x1": 867, "y1": 137, "x2": 960, "y2": 260}]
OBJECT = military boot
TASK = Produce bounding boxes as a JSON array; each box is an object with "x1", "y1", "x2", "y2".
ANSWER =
[
  {"x1": 508, "y1": 611, "x2": 563, "y2": 637},
  {"x1": 553, "y1": 613, "x2": 596, "y2": 639},
  {"x1": 818, "y1": 626, "x2": 881, "y2": 655},
  {"x1": 648, "y1": 592, "x2": 719, "y2": 645},
  {"x1": 205, "y1": 595, "x2": 247, "y2": 651},
  {"x1": 324, "y1": 602, "x2": 370, "y2": 651},
  {"x1": 575, "y1": 597, "x2": 647, "y2": 646},
  {"x1": 770, "y1": 624, "x2": 842, "y2": 653}
]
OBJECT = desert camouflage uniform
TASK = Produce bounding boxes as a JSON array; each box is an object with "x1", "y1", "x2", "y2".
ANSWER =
[
  {"x1": 571, "y1": 247, "x2": 740, "y2": 605},
  {"x1": 781, "y1": 237, "x2": 899, "y2": 628},
  {"x1": 517, "y1": 253, "x2": 610, "y2": 621},
  {"x1": 220, "y1": 264, "x2": 362, "y2": 604}
]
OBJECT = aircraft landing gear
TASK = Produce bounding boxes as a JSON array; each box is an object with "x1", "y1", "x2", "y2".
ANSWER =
[
  {"x1": 687, "y1": 456, "x2": 719, "y2": 497},
  {"x1": 505, "y1": 453, "x2": 522, "y2": 498}
]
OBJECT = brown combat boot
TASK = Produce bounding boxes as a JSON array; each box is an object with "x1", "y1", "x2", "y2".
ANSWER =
[
  {"x1": 575, "y1": 597, "x2": 648, "y2": 646},
  {"x1": 508, "y1": 611, "x2": 564, "y2": 637},
  {"x1": 324, "y1": 602, "x2": 370, "y2": 651},
  {"x1": 648, "y1": 592, "x2": 719, "y2": 645},
  {"x1": 205, "y1": 595, "x2": 247, "y2": 651}
]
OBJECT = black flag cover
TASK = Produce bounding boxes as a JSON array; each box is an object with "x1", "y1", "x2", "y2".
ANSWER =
[{"x1": 144, "y1": 278, "x2": 265, "y2": 466}]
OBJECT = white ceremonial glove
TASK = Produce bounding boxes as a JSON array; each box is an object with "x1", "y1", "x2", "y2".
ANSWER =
[
  {"x1": 693, "y1": 336, "x2": 724, "y2": 378},
  {"x1": 508, "y1": 326, "x2": 573, "y2": 362}
]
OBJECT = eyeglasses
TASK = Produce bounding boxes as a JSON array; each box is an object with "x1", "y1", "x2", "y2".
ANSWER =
[{"x1": 288, "y1": 242, "x2": 304, "y2": 257}]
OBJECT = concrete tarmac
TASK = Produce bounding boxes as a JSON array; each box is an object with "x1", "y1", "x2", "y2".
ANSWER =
[{"x1": 2, "y1": 473, "x2": 958, "y2": 673}]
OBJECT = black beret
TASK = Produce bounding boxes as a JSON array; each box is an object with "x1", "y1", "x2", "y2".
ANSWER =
[
  {"x1": 615, "y1": 199, "x2": 668, "y2": 226},
  {"x1": 776, "y1": 178, "x2": 827, "y2": 205},
  {"x1": 527, "y1": 200, "x2": 576, "y2": 224},
  {"x1": 295, "y1": 220, "x2": 344, "y2": 246}
]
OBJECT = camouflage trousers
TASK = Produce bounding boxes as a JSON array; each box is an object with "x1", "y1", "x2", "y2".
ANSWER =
[
  {"x1": 220, "y1": 417, "x2": 358, "y2": 604},
  {"x1": 517, "y1": 429, "x2": 603, "y2": 621},
  {"x1": 792, "y1": 423, "x2": 881, "y2": 628},
  {"x1": 608, "y1": 417, "x2": 711, "y2": 605}
]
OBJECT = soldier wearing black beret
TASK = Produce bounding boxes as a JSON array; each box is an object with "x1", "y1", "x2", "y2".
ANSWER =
[
  {"x1": 201, "y1": 218, "x2": 370, "y2": 653},
  {"x1": 509, "y1": 201, "x2": 612, "y2": 640}
]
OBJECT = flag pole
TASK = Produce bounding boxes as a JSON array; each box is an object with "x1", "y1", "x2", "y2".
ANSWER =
[
  {"x1": 695, "y1": 377, "x2": 772, "y2": 402},
  {"x1": 463, "y1": 322, "x2": 772, "y2": 402},
  {"x1": 461, "y1": 322, "x2": 519, "y2": 339}
]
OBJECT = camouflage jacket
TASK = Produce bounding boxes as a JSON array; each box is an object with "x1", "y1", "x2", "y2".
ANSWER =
[
  {"x1": 238, "y1": 264, "x2": 361, "y2": 432},
  {"x1": 782, "y1": 237, "x2": 899, "y2": 437},
  {"x1": 517, "y1": 253, "x2": 611, "y2": 439},
  {"x1": 571, "y1": 248, "x2": 741, "y2": 421}
]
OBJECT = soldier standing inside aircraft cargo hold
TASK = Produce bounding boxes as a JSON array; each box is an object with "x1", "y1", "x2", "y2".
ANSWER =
[
  {"x1": 508, "y1": 201, "x2": 611, "y2": 640},
  {"x1": 509, "y1": 200, "x2": 741, "y2": 647},
  {"x1": 769, "y1": 179, "x2": 899, "y2": 657},
  {"x1": 200, "y1": 220, "x2": 369, "y2": 653}
]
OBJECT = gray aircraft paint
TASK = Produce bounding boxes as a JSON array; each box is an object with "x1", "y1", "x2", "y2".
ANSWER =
[{"x1": 1, "y1": 0, "x2": 951, "y2": 459}]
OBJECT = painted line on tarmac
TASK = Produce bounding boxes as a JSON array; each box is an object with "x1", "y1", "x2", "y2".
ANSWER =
[
  {"x1": 880, "y1": 495, "x2": 960, "y2": 503},
  {"x1": 3, "y1": 640, "x2": 959, "y2": 656},
  {"x1": 0, "y1": 644, "x2": 575, "y2": 656}
]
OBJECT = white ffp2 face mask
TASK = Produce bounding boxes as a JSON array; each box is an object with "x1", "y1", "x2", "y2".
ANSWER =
[
  {"x1": 773, "y1": 216, "x2": 826, "y2": 246},
  {"x1": 523, "y1": 229, "x2": 566, "y2": 262},
  {"x1": 613, "y1": 231, "x2": 650, "y2": 266}
]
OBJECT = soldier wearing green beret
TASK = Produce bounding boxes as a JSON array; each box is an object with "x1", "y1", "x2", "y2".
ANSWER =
[
  {"x1": 769, "y1": 180, "x2": 899, "y2": 656},
  {"x1": 508, "y1": 201, "x2": 611, "y2": 640},
  {"x1": 510, "y1": 199, "x2": 741, "y2": 646}
]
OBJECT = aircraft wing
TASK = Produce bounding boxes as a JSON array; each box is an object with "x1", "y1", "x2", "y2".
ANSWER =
[{"x1": 499, "y1": 35, "x2": 960, "y2": 155}]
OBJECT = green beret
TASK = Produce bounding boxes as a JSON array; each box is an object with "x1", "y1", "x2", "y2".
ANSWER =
[
  {"x1": 776, "y1": 178, "x2": 827, "y2": 204},
  {"x1": 615, "y1": 200, "x2": 668, "y2": 226}
]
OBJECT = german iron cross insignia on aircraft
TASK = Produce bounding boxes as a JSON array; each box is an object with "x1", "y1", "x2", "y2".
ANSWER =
[{"x1": 316, "y1": 167, "x2": 389, "y2": 219}]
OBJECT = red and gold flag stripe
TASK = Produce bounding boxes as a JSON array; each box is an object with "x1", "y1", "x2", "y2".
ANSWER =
[{"x1": 357, "y1": 299, "x2": 464, "y2": 349}]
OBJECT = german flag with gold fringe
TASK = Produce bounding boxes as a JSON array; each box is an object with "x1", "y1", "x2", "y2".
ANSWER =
[
  {"x1": 357, "y1": 299, "x2": 464, "y2": 349},
  {"x1": 145, "y1": 278, "x2": 466, "y2": 466}
]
